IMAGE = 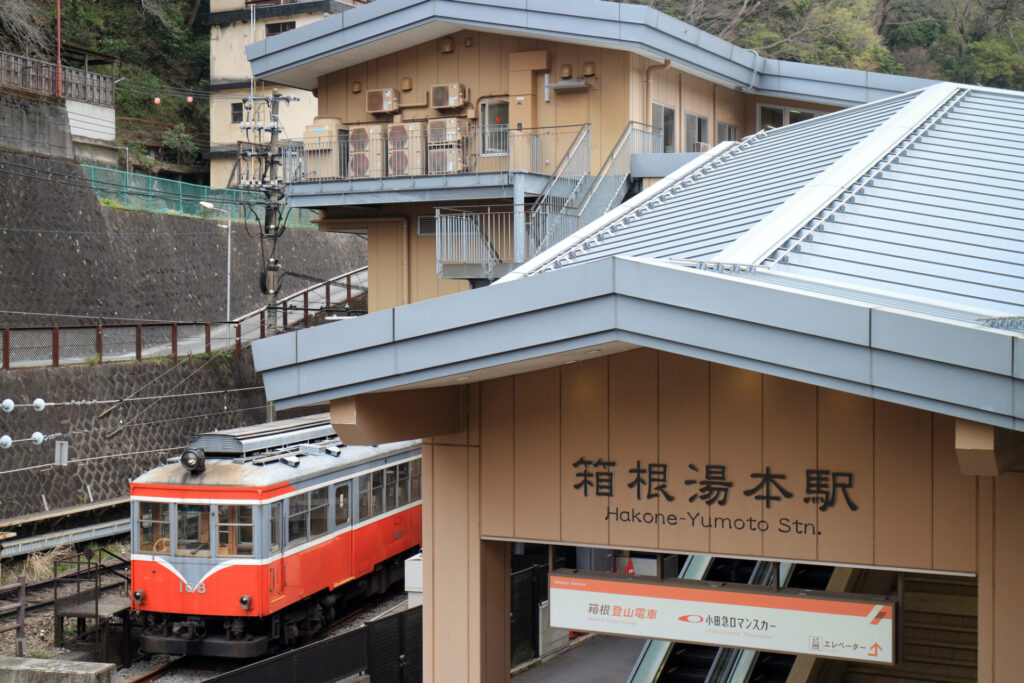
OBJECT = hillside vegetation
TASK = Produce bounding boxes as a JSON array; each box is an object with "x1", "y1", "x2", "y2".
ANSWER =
[{"x1": 629, "y1": 0, "x2": 1023, "y2": 88}]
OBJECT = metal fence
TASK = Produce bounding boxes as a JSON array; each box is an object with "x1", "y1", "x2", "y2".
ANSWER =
[
  {"x1": 435, "y1": 206, "x2": 522, "y2": 274},
  {"x1": 0, "y1": 51, "x2": 114, "y2": 106},
  {"x1": 1, "y1": 268, "x2": 367, "y2": 370},
  {"x1": 82, "y1": 165, "x2": 319, "y2": 227},
  {"x1": 282, "y1": 123, "x2": 587, "y2": 184}
]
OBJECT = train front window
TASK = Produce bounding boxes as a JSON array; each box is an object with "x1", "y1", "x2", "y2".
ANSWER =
[
  {"x1": 269, "y1": 501, "x2": 282, "y2": 554},
  {"x1": 310, "y1": 487, "x2": 328, "y2": 538},
  {"x1": 397, "y1": 463, "x2": 410, "y2": 507},
  {"x1": 371, "y1": 470, "x2": 384, "y2": 516},
  {"x1": 138, "y1": 502, "x2": 170, "y2": 555},
  {"x1": 216, "y1": 505, "x2": 254, "y2": 557},
  {"x1": 176, "y1": 504, "x2": 211, "y2": 557},
  {"x1": 335, "y1": 483, "x2": 350, "y2": 525},
  {"x1": 385, "y1": 466, "x2": 398, "y2": 512},
  {"x1": 411, "y1": 459, "x2": 422, "y2": 502},
  {"x1": 288, "y1": 494, "x2": 308, "y2": 548},
  {"x1": 358, "y1": 474, "x2": 371, "y2": 521}
]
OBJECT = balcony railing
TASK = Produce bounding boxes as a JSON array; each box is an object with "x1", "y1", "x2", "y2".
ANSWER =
[
  {"x1": 436, "y1": 206, "x2": 522, "y2": 276},
  {"x1": 282, "y1": 123, "x2": 587, "y2": 184},
  {"x1": 0, "y1": 51, "x2": 114, "y2": 107}
]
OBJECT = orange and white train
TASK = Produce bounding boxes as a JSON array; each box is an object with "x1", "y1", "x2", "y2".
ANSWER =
[{"x1": 129, "y1": 414, "x2": 422, "y2": 657}]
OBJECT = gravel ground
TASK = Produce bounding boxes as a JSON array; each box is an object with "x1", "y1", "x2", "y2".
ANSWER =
[{"x1": 0, "y1": 612, "x2": 71, "y2": 658}]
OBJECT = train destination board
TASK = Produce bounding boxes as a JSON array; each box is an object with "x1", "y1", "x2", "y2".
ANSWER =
[{"x1": 549, "y1": 570, "x2": 896, "y2": 664}]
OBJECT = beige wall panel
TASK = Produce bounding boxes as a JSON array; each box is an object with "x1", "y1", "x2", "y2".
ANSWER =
[
  {"x1": 815, "y1": 389, "x2": 874, "y2": 564},
  {"x1": 931, "y1": 415, "x2": 976, "y2": 572},
  {"x1": 437, "y1": 44, "x2": 459, "y2": 84},
  {"x1": 457, "y1": 31, "x2": 481, "y2": 98},
  {"x1": 597, "y1": 50, "x2": 627, "y2": 168},
  {"x1": 708, "y1": 364, "x2": 763, "y2": 557},
  {"x1": 657, "y1": 353, "x2": 710, "y2": 553},
  {"x1": 976, "y1": 476, "x2": 993, "y2": 683},
  {"x1": 629, "y1": 54, "x2": 645, "y2": 124},
  {"x1": 683, "y1": 74, "x2": 715, "y2": 120},
  {"x1": 481, "y1": 541, "x2": 511, "y2": 683},
  {"x1": 466, "y1": 445, "x2": 482, "y2": 681},
  {"x1": 874, "y1": 401, "x2": 933, "y2": 569},
  {"x1": 421, "y1": 443, "x2": 435, "y2": 680},
  {"x1": 608, "y1": 349, "x2": 660, "y2": 549},
  {"x1": 367, "y1": 222, "x2": 402, "y2": 312},
  {"x1": 500, "y1": 36, "x2": 516, "y2": 93},
  {"x1": 480, "y1": 378, "x2": 515, "y2": 538},
  {"x1": 513, "y1": 368, "x2": 561, "y2": 540},
  {"x1": 478, "y1": 36, "x2": 502, "y2": 100},
  {"x1": 348, "y1": 63, "x2": 368, "y2": 122},
  {"x1": 762, "y1": 377, "x2": 818, "y2": 561},
  {"x1": 417, "y1": 42, "x2": 438, "y2": 105},
  {"x1": 716, "y1": 87, "x2": 747, "y2": 138},
  {"x1": 560, "y1": 357, "x2": 611, "y2": 545},
  {"x1": 377, "y1": 53, "x2": 398, "y2": 91},
  {"x1": 993, "y1": 473, "x2": 1024, "y2": 681},
  {"x1": 430, "y1": 444, "x2": 471, "y2": 682}
]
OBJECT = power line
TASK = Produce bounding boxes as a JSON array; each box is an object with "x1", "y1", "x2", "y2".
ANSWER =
[
  {"x1": 0, "y1": 309, "x2": 218, "y2": 323},
  {"x1": 3, "y1": 387, "x2": 262, "y2": 410},
  {"x1": 0, "y1": 446, "x2": 178, "y2": 476}
]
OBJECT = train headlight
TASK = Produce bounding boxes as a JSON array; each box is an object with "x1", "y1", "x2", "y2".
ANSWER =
[
  {"x1": 181, "y1": 448, "x2": 205, "y2": 474},
  {"x1": 133, "y1": 589, "x2": 145, "y2": 605},
  {"x1": 239, "y1": 594, "x2": 252, "y2": 610}
]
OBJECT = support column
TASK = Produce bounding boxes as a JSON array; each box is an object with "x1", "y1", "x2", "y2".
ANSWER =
[{"x1": 513, "y1": 172, "x2": 526, "y2": 264}]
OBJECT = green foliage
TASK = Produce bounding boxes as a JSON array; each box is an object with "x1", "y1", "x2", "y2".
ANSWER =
[{"x1": 163, "y1": 122, "x2": 199, "y2": 165}]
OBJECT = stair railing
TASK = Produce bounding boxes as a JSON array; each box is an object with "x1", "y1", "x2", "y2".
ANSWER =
[{"x1": 526, "y1": 124, "x2": 591, "y2": 257}]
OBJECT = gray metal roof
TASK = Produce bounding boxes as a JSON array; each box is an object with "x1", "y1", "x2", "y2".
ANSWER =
[
  {"x1": 510, "y1": 83, "x2": 1024, "y2": 321},
  {"x1": 533, "y1": 91, "x2": 920, "y2": 269},
  {"x1": 246, "y1": 0, "x2": 934, "y2": 108}
]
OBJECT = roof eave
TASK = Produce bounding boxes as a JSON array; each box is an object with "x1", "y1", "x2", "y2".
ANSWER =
[{"x1": 254, "y1": 257, "x2": 1024, "y2": 431}]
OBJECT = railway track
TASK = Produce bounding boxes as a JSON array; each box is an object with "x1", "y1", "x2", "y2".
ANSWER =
[{"x1": 0, "y1": 559, "x2": 129, "y2": 620}]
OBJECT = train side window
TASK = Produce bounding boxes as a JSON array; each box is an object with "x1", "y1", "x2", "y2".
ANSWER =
[
  {"x1": 138, "y1": 502, "x2": 170, "y2": 555},
  {"x1": 288, "y1": 494, "x2": 309, "y2": 548},
  {"x1": 411, "y1": 459, "x2": 422, "y2": 502},
  {"x1": 309, "y1": 487, "x2": 329, "y2": 538},
  {"x1": 269, "y1": 501, "x2": 282, "y2": 554},
  {"x1": 358, "y1": 474, "x2": 371, "y2": 521},
  {"x1": 216, "y1": 505, "x2": 254, "y2": 557},
  {"x1": 371, "y1": 470, "x2": 384, "y2": 516},
  {"x1": 397, "y1": 463, "x2": 410, "y2": 507},
  {"x1": 335, "y1": 483, "x2": 350, "y2": 526},
  {"x1": 176, "y1": 504, "x2": 211, "y2": 557},
  {"x1": 385, "y1": 466, "x2": 398, "y2": 512}
]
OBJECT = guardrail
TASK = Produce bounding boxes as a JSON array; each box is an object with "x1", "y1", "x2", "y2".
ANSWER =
[
  {"x1": 0, "y1": 576, "x2": 27, "y2": 656},
  {"x1": 283, "y1": 123, "x2": 586, "y2": 184},
  {"x1": 1, "y1": 267, "x2": 367, "y2": 370},
  {"x1": 0, "y1": 51, "x2": 114, "y2": 106},
  {"x1": 436, "y1": 206, "x2": 522, "y2": 274}
]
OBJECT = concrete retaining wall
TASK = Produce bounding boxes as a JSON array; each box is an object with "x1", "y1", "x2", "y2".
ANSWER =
[
  {"x1": 0, "y1": 656, "x2": 114, "y2": 683},
  {"x1": 0, "y1": 89, "x2": 73, "y2": 160}
]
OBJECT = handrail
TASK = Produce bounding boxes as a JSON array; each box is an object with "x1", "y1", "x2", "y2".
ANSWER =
[
  {"x1": 233, "y1": 265, "x2": 368, "y2": 323},
  {"x1": 531, "y1": 123, "x2": 591, "y2": 208},
  {"x1": 576, "y1": 121, "x2": 661, "y2": 225}
]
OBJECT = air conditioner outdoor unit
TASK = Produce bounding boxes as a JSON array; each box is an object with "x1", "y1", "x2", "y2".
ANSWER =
[
  {"x1": 427, "y1": 117, "x2": 463, "y2": 146},
  {"x1": 431, "y1": 83, "x2": 467, "y2": 110},
  {"x1": 427, "y1": 147, "x2": 465, "y2": 175},
  {"x1": 348, "y1": 124, "x2": 386, "y2": 178},
  {"x1": 366, "y1": 88, "x2": 399, "y2": 114},
  {"x1": 301, "y1": 117, "x2": 346, "y2": 179},
  {"x1": 692, "y1": 141, "x2": 710, "y2": 153},
  {"x1": 387, "y1": 122, "x2": 426, "y2": 176}
]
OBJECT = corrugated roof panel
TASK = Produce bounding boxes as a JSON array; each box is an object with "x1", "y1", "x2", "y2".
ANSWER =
[
  {"x1": 770, "y1": 87, "x2": 1024, "y2": 315},
  {"x1": 541, "y1": 91, "x2": 919, "y2": 271}
]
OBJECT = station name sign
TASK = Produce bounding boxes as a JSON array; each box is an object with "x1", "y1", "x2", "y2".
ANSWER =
[{"x1": 549, "y1": 570, "x2": 896, "y2": 664}]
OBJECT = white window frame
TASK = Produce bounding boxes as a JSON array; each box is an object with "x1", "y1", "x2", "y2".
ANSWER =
[
  {"x1": 756, "y1": 103, "x2": 826, "y2": 130},
  {"x1": 480, "y1": 99, "x2": 510, "y2": 156},
  {"x1": 652, "y1": 102, "x2": 676, "y2": 153}
]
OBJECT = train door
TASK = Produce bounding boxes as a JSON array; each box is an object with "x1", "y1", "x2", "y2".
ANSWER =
[
  {"x1": 333, "y1": 481, "x2": 354, "y2": 585},
  {"x1": 267, "y1": 501, "x2": 285, "y2": 605}
]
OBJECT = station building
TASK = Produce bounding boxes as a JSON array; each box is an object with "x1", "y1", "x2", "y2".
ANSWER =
[{"x1": 246, "y1": 1, "x2": 1024, "y2": 681}]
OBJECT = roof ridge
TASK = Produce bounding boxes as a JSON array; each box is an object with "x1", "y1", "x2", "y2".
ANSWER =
[
  {"x1": 763, "y1": 86, "x2": 970, "y2": 268},
  {"x1": 711, "y1": 82, "x2": 963, "y2": 266}
]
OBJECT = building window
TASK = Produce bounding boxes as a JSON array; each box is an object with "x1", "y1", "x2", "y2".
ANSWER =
[
  {"x1": 480, "y1": 99, "x2": 509, "y2": 154},
  {"x1": 138, "y1": 502, "x2": 170, "y2": 555},
  {"x1": 309, "y1": 487, "x2": 329, "y2": 538},
  {"x1": 717, "y1": 121, "x2": 738, "y2": 143},
  {"x1": 216, "y1": 505, "x2": 254, "y2": 557},
  {"x1": 685, "y1": 113, "x2": 709, "y2": 152},
  {"x1": 652, "y1": 103, "x2": 676, "y2": 152},
  {"x1": 265, "y1": 21, "x2": 296, "y2": 38},
  {"x1": 287, "y1": 493, "x2": 308, "y2": 548},
  {"x1": 757, "y1": 104, "x2": 823, "y2": 130},
  {"x1": 231, "y1": 102, "x2": 244, "y2": 124},
  {"x1": 269, "y1": 501, "x2": 282, "y2": 554}
]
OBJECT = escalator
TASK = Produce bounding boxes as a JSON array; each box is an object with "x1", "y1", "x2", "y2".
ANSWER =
[{"x1": 629, "y1": 559, "x2": 835, "y2": 683}]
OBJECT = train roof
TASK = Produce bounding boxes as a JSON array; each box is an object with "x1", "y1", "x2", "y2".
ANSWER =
[
  {"x1": 133, "y1": 413, "x2": 420, "y2": 490},
  {"x1": 188, "y1": 412, "x2": 336, "y2": 455}
]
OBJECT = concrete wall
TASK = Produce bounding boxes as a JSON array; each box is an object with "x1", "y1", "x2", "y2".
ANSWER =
[
  {"x1": 0, "y1": 89, "x2": 74, "y2": 160},
  {"x1": 0, "y1": 150, "x2": 366, "y2": 327},
  {"x1": 66, "y1": 100, "x2": 116, "y2": 142},
  {"x1": 0, "y1": 352, "x2": 263, "y2": 521}
]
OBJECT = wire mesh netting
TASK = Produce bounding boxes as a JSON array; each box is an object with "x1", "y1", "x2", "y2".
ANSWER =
[{"x1": 82, "y1": 165, "x2": 318, "y2": 227}]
